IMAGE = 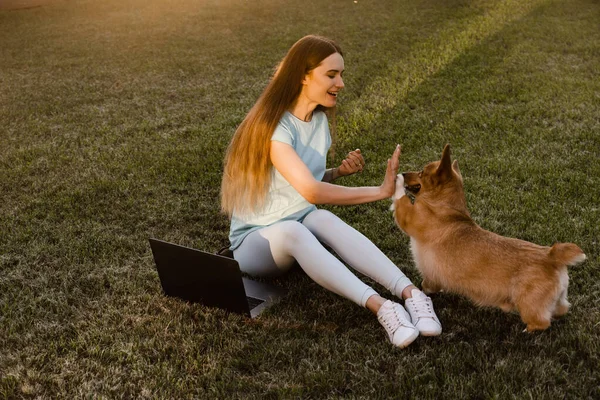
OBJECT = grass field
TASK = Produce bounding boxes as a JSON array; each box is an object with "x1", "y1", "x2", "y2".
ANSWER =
[{"x1": 1, "y1": 0, "x2": 599, "y2": 398}]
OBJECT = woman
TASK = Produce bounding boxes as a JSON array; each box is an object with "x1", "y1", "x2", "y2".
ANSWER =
[{"x1": 221, "y1": 35, "x2": 441, "y2": 348}]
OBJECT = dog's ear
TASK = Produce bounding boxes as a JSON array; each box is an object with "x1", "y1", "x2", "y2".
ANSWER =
[
  {"x1": 452, "y1": 160, "x2": 461, "y2": 177},
  {"x1": 436, "y1": 144, "x2": 453, "y2": 179}
]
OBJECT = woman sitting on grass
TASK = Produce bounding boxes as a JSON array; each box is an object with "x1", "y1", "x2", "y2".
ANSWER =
[{"x1": 221, "y1": 35, "x2": 441, "y2": 348}]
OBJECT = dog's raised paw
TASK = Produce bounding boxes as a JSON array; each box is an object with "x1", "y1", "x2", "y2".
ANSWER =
[
  {"x1": 390, "y1": 174, "x2": 406, "y2": 211},
  {"x1": 393, "y1": 174, "x2": 405, "y2": 200}
]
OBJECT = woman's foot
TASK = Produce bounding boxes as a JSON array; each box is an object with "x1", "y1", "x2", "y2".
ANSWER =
[
  {"x1": 404, "y1": 289, "x2": 442, "y2": 336},
  {"x1": 377, "y1": 300, "x2": 419, "y2": 348}
]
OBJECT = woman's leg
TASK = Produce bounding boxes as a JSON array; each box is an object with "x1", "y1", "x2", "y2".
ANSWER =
[
  {"x1": 234, "y1": 220, "x2": 378, "y2": 307},
  {"x1": 302, "y1": 209, "x2": 442, "y2": 336},
  {"x1": 234, "y1": 219, "x2": 422, "y2": 347},
  {"x1": 302, "y1": 209, "x2": 413, "y2": 298}
]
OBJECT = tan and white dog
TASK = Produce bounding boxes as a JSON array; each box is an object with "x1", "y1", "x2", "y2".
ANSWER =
[{"x1": 391, "y1": 144, "x2": 586, "y2": 331}]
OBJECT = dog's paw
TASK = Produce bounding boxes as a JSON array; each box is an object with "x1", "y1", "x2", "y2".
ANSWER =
[
  {"x1": 390, "y1": 174, "x2": 406, "y2": 211},
  {"x1": 392, "y1": 174, "x2": 406, "y2": 200},
  {"x1": 422, "y1": 279, "x2": 442, "y2": 295}
]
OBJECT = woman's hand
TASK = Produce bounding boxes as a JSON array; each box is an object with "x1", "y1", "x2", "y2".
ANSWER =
[
  {"x1": 337, "y1": 149, "x2": 365, "y2": 178},
  {"x1": 380, "y1": 144, "x2": 401, "y2": 198}
]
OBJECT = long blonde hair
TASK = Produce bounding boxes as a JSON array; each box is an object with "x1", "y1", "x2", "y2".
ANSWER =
[{"x1": 221, "y1": 35, "x2": 343, "y2": 217}]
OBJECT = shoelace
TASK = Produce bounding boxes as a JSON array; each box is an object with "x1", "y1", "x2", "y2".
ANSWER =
[
  {"x1": 380, "y1": 306, "x2": 411, "y2": 331},
  {"x1": 409, "y1": 297, "x2": 435, "y2": 318}
]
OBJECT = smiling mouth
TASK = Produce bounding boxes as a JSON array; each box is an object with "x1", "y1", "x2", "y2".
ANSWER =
[{"x1": 327, "y1": 91, "x2": 338, "y2": 97}]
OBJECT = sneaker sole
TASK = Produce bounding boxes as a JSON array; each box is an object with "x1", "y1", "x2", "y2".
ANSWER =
[{"x1": 417, "y1": 329, "x2": 442, "y2": 337}]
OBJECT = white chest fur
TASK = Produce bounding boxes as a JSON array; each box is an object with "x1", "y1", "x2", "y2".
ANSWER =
[{"x1": 410, "y1": 238, "x2": 441, "y2": 280}]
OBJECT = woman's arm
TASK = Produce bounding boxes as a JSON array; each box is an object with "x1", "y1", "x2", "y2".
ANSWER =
[
  {"x1": 321, "y1": 149, "x2": 364, "y2": 183},
  {"x1": 271, "y1": 141, "x2": 400, "y2": 206},
  {"x1": 321, "y1": 167, "x2": 339, "y2": 183}
]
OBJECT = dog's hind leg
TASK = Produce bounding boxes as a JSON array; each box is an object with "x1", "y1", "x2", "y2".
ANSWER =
[
  {"x1": 521, "y1": 310, "x2": 552, "y2": 332},
  {"x1": 552, "y1": 271, "x2": 570, "y2": 318},
  {"x1": 518, "y1": 298, "x2": 553, "y2": 332},
  {"x1": 515, "y1": 280, "x2": 557, "y2": 331},
  {"x1": 553, "y1": 288, "x2": 570, "y2": 318}
]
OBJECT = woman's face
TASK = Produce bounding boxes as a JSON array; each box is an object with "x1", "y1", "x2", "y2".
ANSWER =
[{"x1": 302, "y1": 52, "x2": 345, "y2": 108}]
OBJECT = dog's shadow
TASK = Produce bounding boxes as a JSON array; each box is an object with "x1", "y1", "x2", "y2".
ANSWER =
[{"x1": 428, "y1": 291, "x2": 563, "y2": 341}]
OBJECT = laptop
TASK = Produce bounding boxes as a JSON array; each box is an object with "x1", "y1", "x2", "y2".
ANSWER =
[{"x1": 149, "y1": 238, "x2": 287, "y2": 318}]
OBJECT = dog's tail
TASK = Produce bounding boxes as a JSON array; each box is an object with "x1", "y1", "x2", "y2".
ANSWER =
[{"x1": 549, "y1": 243, "x2": 586, "y2": 267}]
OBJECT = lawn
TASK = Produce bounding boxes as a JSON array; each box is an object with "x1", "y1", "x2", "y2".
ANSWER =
[{"x1": 1, "y1": 0, "x2": 599, "y2": 398}]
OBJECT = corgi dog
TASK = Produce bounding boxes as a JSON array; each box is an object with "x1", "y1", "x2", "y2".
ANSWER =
[{"x1": 391, "y1": 144, "x2": 586, "y2": 332}]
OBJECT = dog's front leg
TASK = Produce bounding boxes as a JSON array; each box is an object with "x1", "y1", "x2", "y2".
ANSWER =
[
  {"x1": 390, "y1": 174, "x2": 408, "y2": 211},
  {"x1": 391, "y1": 174, "x2": 417, "y2": 233},
  {"x1": 422, "y1": 278, "x2": 442, "y2": 295}
]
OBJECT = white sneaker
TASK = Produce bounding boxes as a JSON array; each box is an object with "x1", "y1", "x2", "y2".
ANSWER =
[
  {"x1": 404, "y1": 289, "x2": 442, "y2": 336},
  {"x1": 377, "y1": 300, "x2": 419, "y2": 348}
]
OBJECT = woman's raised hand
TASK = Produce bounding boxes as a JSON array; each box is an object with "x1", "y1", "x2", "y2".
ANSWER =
[
  {"x1": 380, "y1": 144, "x2": 401, "y2": 198},
  {"x1": 337, "y1": 149, "x2": 365, "y2": 177}
]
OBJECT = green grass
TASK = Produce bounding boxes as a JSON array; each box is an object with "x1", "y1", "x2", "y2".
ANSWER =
[{"x1": 1, "y1": 0, "x2": 599, "y2": 398}]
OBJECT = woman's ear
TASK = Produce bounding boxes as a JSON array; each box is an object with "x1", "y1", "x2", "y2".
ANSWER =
[{"x1": 301, "y1": 72, "x2": 312, "y2": 86}]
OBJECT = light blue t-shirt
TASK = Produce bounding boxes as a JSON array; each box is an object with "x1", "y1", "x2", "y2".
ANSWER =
[{"x1": 229, "y1": 110, "x2": 331, "y2": 250}]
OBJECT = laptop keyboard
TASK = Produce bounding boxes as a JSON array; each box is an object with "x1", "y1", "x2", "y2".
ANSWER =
[{"x1": 247, "y1": 296, "x2": 264, "y2": 310}]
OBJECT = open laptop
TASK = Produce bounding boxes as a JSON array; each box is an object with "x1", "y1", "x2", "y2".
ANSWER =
[{"x1": 149, "y1": 238, "x2": 287, "y2": 318}]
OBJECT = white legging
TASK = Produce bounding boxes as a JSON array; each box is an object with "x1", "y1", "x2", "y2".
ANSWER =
[{"x1": 233, "y1": 209, "x2": 413, "y2": 308}]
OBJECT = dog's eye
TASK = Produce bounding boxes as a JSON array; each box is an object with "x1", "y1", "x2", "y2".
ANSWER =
[{"x1": 418, "y1": 172, "x2": 422, "y2": 178}]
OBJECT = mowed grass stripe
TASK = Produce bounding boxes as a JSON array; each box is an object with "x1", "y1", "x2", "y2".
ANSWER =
[{"x1": 340, "y1": 0, "x2": 549, "y2": 137}]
